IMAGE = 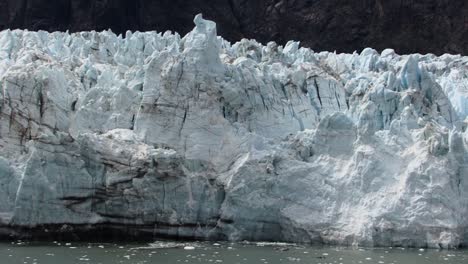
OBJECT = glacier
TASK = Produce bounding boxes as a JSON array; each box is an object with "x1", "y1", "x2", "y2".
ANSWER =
[{"x1": 0, "y1": 14, "x2": 467, "y2": 248}]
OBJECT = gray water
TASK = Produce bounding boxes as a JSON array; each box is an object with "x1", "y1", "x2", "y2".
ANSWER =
[{"x1": 0, "y1": 241, "x2": 467, "y2": 264}]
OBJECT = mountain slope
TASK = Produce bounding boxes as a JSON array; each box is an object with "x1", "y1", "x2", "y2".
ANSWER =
[{"x1": 0, "y1": 0, "x2": 467, "y2": 55}]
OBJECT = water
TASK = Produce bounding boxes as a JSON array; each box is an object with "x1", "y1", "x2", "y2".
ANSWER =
[{"x1": 0, "y1": 241, "x2": 467, "y2": 264}]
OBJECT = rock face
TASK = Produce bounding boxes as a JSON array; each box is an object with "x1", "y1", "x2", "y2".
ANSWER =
[
  {"x1": 1, "y1": 15, "x2": 468, "y2": 248},
  {"x1": 0, "y1": 0, "x2": 467, "y2": 55}
]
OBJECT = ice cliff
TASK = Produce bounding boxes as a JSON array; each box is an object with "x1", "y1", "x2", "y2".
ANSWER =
[{"x1": 0, "y1": 15, "x2": 467, "y2": 248}]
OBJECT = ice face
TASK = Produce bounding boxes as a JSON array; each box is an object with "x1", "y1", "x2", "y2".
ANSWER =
[{"x1": 0, "y1": 14, "x2": 467, "y2": 248}]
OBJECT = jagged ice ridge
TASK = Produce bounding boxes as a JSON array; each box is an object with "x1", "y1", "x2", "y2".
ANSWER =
[{"x1": 0, "y1": 15, "x2": 468, "y2": 248}]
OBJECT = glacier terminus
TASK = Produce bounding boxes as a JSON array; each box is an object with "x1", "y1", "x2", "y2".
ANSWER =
[{"x1": 0, "y1": 15, "x2": 467, "y2": 248}]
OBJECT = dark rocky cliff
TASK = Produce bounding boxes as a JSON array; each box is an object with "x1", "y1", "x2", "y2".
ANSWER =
[{"x1": 0, "y1": 0, "x2": 467, "y2": 55}]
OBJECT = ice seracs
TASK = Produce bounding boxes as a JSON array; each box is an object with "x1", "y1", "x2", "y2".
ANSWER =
[{"x1": 0, "y1": 14, "x2": 467, "y2": 248}]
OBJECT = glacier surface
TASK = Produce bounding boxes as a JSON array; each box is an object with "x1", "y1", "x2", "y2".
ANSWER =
[{"x1": 0, "y1": 14, "x2": 467, "y2": 248}]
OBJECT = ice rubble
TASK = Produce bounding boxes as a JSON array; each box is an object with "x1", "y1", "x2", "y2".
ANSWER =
[{"x1": 0, "y1": 14, "x2": 467, "y2": 248}]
